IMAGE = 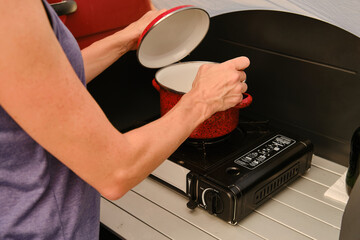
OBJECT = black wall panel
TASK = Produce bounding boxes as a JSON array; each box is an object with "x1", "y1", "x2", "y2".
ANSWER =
[{"x1": 187, "y1": 10, "x2": 360, "y2": 166}]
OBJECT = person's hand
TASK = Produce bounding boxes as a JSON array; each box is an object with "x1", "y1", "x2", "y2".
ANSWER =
[
  {"x1": 186, "y1": 57, "x2": 250, "y2": 120},
  {"x1": 124, "y1": 9, "x2": 167, "y2": 51},
  {"x1": 82, "y1": 8, "x2": 167, "y2": 82}
]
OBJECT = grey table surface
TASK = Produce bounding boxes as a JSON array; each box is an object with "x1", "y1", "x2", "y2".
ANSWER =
[{"x1": 101, "y1": 155, "x2": 348, "y2": 240}]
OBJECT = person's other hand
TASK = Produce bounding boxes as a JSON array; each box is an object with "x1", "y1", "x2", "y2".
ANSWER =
[{"x1": 124, "y1": 9, "x2": 167, "y2": 51}]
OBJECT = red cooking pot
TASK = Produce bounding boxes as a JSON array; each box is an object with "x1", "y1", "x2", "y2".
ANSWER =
[
  {"x1": 152, "y1": 61, "x2": 252, "y2": 139},
  {"x1": 137, "y1": 6, "x2": 253, "y2": 139}
]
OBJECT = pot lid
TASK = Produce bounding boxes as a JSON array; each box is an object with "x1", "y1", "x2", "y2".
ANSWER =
[{"x1": 137, "y1": 5, "x2": 210, "y2": 69}]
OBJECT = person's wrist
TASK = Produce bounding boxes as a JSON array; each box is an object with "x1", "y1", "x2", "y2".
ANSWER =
[
  {"x1": 107, "y1": 25, "x2": 140, "y2": 56},
  {"x1": 121, "y1": 23, "x2": 143, "y2": 51},
  {"x1": 179, "y1": 91, "x2": 214, "y2": 125}
]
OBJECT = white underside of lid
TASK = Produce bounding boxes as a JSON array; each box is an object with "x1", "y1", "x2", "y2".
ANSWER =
[{"x1": 138, "y1": 7, "x2": 210, "y2": 68}]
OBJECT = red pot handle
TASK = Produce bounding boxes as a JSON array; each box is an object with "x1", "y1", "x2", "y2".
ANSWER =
[
  {"x1": 234, "y1": 93, "x2": 253, "y2": 108},
  {"x1": 152, "y1": 79, "x2": 161, "y2": 92}
]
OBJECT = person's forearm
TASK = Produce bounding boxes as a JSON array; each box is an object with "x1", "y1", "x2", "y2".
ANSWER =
[
  {"x1": 109, "y1": 92, "x2": 208, "y2": 199},
  {"x1": 81, "y1": 28, "x2": 136, "y2": 84},
  {"x1": 81, "y1": 9, "x2": 163, "y2": 84}
]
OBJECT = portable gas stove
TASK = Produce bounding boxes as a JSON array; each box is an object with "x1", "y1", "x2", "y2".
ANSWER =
[
  {"x1": 151, "y1": 118, "x2": 313, "y2": 225},
  {"x1": 134, "y1": 6, "x2": 312, "y2": 225}
]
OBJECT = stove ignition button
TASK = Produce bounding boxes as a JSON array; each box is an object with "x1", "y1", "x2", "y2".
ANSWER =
[{"x1": 203, "y1": 189, "x2": 224, "y2": 215}]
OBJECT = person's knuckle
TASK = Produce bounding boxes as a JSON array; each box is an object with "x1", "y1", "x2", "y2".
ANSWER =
[{"x1": 199, "y1": 63, "x2": 210, "y2": 72}]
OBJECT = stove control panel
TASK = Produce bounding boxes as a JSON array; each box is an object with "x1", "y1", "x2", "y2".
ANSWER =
[
  {"x1": 186, "y1": 172, "x2": 236, "y2": 224},
  {"x1": 234, "y1": 135, "x2": 296, "y2": 170}
]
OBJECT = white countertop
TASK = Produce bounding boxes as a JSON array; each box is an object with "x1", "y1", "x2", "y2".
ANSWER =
[{"x1": 100, "y1": 155, "x2": 348, "y2": 240}]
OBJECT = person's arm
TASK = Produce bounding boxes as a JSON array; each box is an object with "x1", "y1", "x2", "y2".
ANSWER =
[
  {"x1": 81, "y1": 9, "x2": 164, "y2": 84},
  {"x1": 0, "y1": 0, "x2": 248, "y2": 200}
]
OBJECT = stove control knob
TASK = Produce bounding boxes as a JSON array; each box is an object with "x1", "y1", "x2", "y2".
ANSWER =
[{"x1": 203, "y1": 189, "x2": 224, "y2": 215}]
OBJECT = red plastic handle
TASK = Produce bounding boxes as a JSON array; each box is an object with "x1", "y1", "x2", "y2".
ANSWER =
[
  {"x1": 234, "y1": 93, "x2": 253, "y2": 109},
  {"x1": 152, "y1": 78, "x2": 161, "y2": 92}
]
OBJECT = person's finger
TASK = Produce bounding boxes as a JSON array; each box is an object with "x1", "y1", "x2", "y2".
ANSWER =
[
  {"x1": 238, "y1": 70, "x2": 247, "y2": 82},
  {"x1": 232, "y1": 81, "x2": 248, "y2": 94},
  {"x1": 224, "y1": 56, "x2": 250, "y2": 71},
  {"x1": 240, "y1": 82, "x2": 248, "y2": 93}
]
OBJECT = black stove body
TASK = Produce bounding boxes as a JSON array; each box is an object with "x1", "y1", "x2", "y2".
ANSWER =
[{"x1": 161, "y1": 120, "x2": 313, "y2": 225}]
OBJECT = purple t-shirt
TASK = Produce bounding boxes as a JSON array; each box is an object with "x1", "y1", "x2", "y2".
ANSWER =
[{"x1": 0, "y1": 1, "x2": 100, "y2": 239}]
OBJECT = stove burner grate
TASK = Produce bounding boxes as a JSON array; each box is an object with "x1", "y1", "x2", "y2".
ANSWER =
[{"x1": 186, "y1": 133, "x2": 233, "y2": 146}]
